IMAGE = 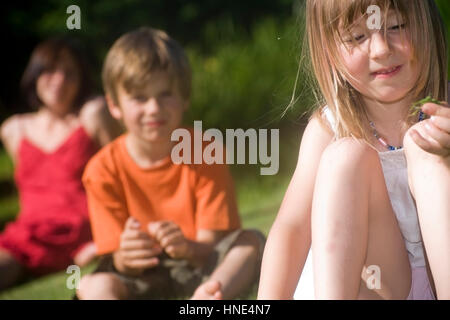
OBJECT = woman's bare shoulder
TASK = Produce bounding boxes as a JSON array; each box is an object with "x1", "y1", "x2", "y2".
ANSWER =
[
  {"x1": 79, "y1": 95, "x2": 122, "y2": 146},
  {"x1": 1, "y1": 112, "x2": 35, "y2": 159},
  {"x1": 79, "y1": 96, "x2": 107, "y2": 118},
  {"x1": 0, "y1": 112, "x2": 36, "y2": 141}
]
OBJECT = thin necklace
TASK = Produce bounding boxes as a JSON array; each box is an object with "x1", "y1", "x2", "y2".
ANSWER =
[{"x1": 369, "y1": 111, "x2": 425, "y2": 151}]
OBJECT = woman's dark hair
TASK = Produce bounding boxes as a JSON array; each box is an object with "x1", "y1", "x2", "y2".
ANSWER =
[{"x1": 20, "y1": 37, "x2": 93, "y2": 110}]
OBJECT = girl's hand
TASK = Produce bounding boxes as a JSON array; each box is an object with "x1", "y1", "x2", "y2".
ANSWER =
[{"x1": 408, "y1": 103, "x2": 450, "y2": 158}]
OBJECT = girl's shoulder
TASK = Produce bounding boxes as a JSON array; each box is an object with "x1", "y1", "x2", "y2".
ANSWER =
[
  {"x1": 309, "y1": 106, "x2": 336, "y2": 138},
  {"x1": 297, "y1": 109, "x2": 335, "y2": 166}
]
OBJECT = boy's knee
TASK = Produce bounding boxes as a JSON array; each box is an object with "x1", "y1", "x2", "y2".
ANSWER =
[
  {"x1": 320, "y1": 137, "x2": 378, "y2": 174},
  {"x1": 77, "y1": 273, "x2": 127, "y2": 300},
  {"x1": 234, "y1": 230, "x2": 265, "y2": 259}
]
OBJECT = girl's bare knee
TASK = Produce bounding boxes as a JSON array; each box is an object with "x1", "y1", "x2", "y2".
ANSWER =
[{"x1": 320, "y1": 137, "x2": 378, "y2": 176}]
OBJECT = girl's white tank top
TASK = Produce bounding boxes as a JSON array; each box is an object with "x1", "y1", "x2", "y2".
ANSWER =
[{"x1": 294, "y1": 106, "x2": 427, "y2": 299}]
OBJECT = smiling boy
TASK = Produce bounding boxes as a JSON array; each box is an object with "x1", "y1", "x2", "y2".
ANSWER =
[{"x1": 76, "y1": 27, "x2": 265, "y2": 300}]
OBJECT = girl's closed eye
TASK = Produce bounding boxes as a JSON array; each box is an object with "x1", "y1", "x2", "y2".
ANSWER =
[
  {"x1": 349, "y1": 33, "x2": 365, "y2": 42},
  {"x1": 343, "y1": 30, "x2": 366, "y2": 44},
  {"x1": 388, "y1": 23, "x2": 406, "y2": 31}
]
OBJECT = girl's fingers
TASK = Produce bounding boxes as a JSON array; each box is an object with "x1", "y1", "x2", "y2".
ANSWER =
[
  {"x1": 422, "y1": 103, "x2": 450, "y2": 118},
  {"x1": 430, "y1": 115, "x2": 450, "y2": 134},
  {"x1": 424, "y1": 121, "x2": 450, "y2": 149},
  {"x1": 410, "y1": 128, "x2": 448, "y2": 156}
]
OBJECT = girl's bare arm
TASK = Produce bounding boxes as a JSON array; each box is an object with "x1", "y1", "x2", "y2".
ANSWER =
[{"x1": 258, "y1": 114, "x2": 334, "y2": 299}]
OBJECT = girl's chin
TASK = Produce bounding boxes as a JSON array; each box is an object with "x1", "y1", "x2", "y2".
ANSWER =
[{"x1": 365, "y1": 89, "x2": 411, "y2": 104}]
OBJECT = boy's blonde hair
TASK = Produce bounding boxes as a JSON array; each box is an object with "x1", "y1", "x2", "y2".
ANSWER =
[
  {"x1": 102, "y1": 27, "x2": 191, "y2": 105},
  {"x1": 304, "y1": 0, "x2": 447, "y2": 142}
]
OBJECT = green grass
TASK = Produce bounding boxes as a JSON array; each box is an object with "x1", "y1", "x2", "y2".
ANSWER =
[
  {"x1": 0, "y1": 195, "x2": 19, "y2": 226},
  {"x1": 0, "y1": 128, "x2": 300, "y2": 299},
  {"x1": 0, "y1": 176, "x2": 288, "y2": 300},
  {"x1": 0, "y1": 174, "x2": 289, "y2": 300},
  {"x1": 0, "y1": 149, "x2": 13, "y2": 181}
]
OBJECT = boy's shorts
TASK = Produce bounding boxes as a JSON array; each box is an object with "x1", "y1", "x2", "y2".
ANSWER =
[{"x1": 91, "y1": 229, "x2": 266, "y2": 299}]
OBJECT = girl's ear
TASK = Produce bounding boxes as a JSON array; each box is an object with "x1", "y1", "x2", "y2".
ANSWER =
[{"x1": 105, "y1": 94, "x2": 123, "y2": 120}]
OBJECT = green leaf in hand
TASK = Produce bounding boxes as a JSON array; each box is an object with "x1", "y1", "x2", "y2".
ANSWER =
[{"x1": 410, "y1": 96, "x2": 445, "y2": 116}]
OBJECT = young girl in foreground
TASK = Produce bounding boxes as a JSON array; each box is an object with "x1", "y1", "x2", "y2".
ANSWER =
[
  {"x1": 0, "y1": 38, "x2": 121, "y2": 290},
  {"x1": 258, "y1": 0, "x2": 450, "y2": 300}
]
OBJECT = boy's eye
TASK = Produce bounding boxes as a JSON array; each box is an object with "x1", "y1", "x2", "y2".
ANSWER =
[
  {"x1": 132, "y1": 96, "x2": 148, "y2": 103},
  {"x1": 159, "y1": 91, "x2": 172, "y2": 98}
]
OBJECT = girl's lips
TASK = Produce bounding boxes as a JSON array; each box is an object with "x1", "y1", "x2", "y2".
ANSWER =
[{"x1": 371, "y1": 65, "x2": 402, "y2": 78}]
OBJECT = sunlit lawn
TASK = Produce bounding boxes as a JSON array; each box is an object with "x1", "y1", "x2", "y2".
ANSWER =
[{"x1": 0, "y1": 127, "x2": 301, "y2": 299}]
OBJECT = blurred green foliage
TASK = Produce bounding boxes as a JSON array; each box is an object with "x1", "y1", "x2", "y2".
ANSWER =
[
  {"x1": 0, "y1": 0, "x2": 298, "y2": 125},
  {"x1": 186, "y1": 17, "x2": 310, "y2": 130},
  {"x1": 2, "y1": 0, "x2": 450, "y2": 129}
]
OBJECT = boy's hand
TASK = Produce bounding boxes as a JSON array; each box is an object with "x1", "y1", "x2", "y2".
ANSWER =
[
  {"x1": 148, "y1": 221, "x2": 191, "y2": 260},
  {"x1": 113, "y1": 217, "x2": 163, "y2": 276},
  {"x1": 409, "y1": 103, "x2": 450, "y2": 158}
]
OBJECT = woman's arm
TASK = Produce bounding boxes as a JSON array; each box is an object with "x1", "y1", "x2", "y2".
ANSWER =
[
  {"x1": 0, "y1": 115, "x2": 23, "y2": 163},
  {"x1": 257, "y1": 114, "x2": 334, "y2": 299},
  {"x1": 80, "y1": 96, "x2": 123, "y2": 147}
]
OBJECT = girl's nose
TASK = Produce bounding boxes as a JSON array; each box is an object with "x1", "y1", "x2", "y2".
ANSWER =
[{"x1": 369, "y1": 32, "x2": 392, "y2": 60}]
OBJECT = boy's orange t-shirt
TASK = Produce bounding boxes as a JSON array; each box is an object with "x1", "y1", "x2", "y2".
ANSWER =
[{"x1": 82, "y1": 133, "x2": 241, "y2": 255}]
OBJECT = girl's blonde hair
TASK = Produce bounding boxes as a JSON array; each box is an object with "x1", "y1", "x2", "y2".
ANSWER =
[{"x1": 304, "y1": 0, "x2": 447, "y2": 142}]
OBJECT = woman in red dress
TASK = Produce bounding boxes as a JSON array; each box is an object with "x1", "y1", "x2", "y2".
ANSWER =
[{"x1": 0, "y1": 37, "x2": 121, "y2": 290}]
